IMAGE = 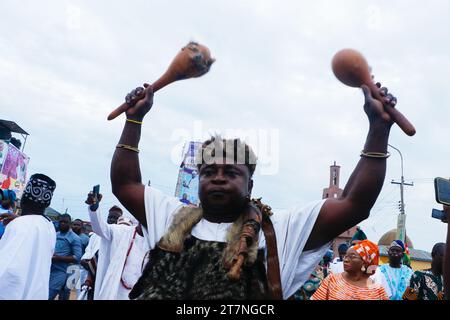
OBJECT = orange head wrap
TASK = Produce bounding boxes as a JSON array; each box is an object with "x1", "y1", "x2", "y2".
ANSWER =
[{"x1": 351, "y1": 239, "x2": 379, "y2": 269}]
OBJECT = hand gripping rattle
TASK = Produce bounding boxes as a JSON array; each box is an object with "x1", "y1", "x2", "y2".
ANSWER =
[{"x1": 332, "y1": 49, "x2": 415, "y2": 136}]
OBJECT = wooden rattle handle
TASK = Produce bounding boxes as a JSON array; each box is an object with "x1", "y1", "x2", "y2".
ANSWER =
[
  {"x1": 367, "y1": 82, "x2": 416, "y2": 136},
  {"x1": 107, "y1": 41, "x2": 214, "y2": 121}
]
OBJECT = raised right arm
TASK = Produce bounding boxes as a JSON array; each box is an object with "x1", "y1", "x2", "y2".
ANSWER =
[
  {"x1": 88, "y1": 208, "x2": 112, "y2": 240},
  {"x1": 111, "y1": 84, "x2": 154, "y2": 228}
]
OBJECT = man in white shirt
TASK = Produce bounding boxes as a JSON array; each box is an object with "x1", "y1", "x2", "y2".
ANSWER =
[
  {"x1": 110, "y1": 81, "x2": 400, "y2": 299},
  {"x1": 86, "y1": 193, "x2": 148, "y2": 300},
  {"x1": 0, "y1": 174, "x2": 57, "y2": 300},
  {"x1": 79, "y1": 205, "x2": 123, "y2": 299},
  {"x1": 372, "y1": 240, "x2": 414, "y2": 300}
]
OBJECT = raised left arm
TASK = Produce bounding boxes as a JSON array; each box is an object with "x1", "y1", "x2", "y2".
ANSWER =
[{"x1": 305, "y1": 84, "x2": 397, "y2": 250}]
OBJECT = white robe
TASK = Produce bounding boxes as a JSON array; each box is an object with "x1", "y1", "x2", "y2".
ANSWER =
[
  {"x1": 371, "y1": 267, "x2": 393, "y2": 298},
  {"x1": 88, "y1": 208, "x2": 148, "y2": 300},
  {"x1": 0, "y1": 215, "x2": 56, "y2": 300},
  {"x1": 81, "y1": 233, "x2": 101, "y2": 260},
  {"x1": 330, "y1": 257, "x2": 344, "y2": 274}
]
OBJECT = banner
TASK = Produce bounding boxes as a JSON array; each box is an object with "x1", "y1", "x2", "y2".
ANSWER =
[
  {"x1": 0, "y1": 140, "x2": 8, "y2": 172},
  {"x1": 174, "y1": 142, "x2": 202, "y2": 205},
  {"x1": 0, "y1": 140, "x2": 30, "y2": 198}
]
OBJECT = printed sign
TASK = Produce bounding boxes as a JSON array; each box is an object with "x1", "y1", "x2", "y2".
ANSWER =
[
  {"x1": 0, "y1": 141, "x2": 30, "y2": 198},
  {"x1": 174, "y1": 142, "x2": 202, "y2": 205}
]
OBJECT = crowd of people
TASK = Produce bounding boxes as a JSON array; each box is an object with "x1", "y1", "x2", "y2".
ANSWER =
[
  {"x1": 0, "y1": 82, "x2": 449, "y2": 300},
  {"x1": 296, "y1": 230, "x2": 446, "y2": 300},
  {"x1": 0, "y1": 178, "x2": 148, "y2": 300}
]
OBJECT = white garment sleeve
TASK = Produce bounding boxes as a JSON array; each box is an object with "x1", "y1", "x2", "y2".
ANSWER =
[
  {"x1": 330, "y1": 261, "x2": 344, "y2": 275},
  {"x1": 269, "y1": 199, "x2": 330, "y2": 299},
  {"x1": 0, "y1": 216, "x2": 56, "y2": 300},
  {"x1": 81, "y1": 233, "x2": 100, "y2": 260},
  {"x1": 371, "y1": 267, "x2": 392, "y2": 298},
  {"x1": 88, "y1": 208, "x2": 112, "y2": 241},
  {"x1": 143, "y1": 186, "x2": 184, "y2": 249}
]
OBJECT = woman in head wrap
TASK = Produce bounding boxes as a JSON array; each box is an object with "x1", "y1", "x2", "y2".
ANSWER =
[{"x1": 311, "y1": 240, "x2": 388, "y2": 300}]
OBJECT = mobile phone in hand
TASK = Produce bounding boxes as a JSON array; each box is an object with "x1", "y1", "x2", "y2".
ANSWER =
[
  {"x1": 432, "y1": 208, "x2": 447, "y2": 222},
  {"x1": 93, "y1": 185, "x2": 100, "y2": 197},
  {"x1": 91, "y1": 185, "x2": 100, "y2": 211},
  {"x1": 432, "y1": 177, "x2": 450, "y2": 223},
  {"x1": 434, "y1": 177, "x2": 450, "y2": 205}
]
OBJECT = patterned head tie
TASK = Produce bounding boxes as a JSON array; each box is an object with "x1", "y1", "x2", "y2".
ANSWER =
[
  {"x1": 22, "y1": 174, "x2": 56, "y2": 207},
  {"x1": 389, "y1": 240, "x2": 405, "y2": 252},
  {"x1": 352, "y1": 239, "x2": 379, "y2": 269}
]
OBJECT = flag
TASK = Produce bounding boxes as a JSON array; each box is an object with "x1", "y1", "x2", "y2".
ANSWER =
[{"x1": 403, "y1": 238, "x2": 411, "y2": 266}]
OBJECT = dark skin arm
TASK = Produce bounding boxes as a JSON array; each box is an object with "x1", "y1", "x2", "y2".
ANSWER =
[
  {"x1": 444, "y1": 205, "x2": 450, "y2": 299},
  {"x1": 80, "y1": 192, "x2": 102, "y2": 270},
  {"x1": 83, "y1": 273, "x2": 93, "y2": 288},
  {"x1": 305, "y1": 83, "x2": 396, "y2": 250},
  {"x1": 80, "y1": 259, "x2": 90, "y2": 269},
  {"x1": 111, "y1": 84, "x2": 154, "y2": 228}
]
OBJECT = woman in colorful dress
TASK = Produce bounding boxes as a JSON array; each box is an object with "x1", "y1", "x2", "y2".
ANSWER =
[{"x1": 311, "y1": 240, "x2": 388, "y2": 300}]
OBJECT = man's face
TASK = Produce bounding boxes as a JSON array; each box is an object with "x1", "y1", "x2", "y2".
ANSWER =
[
  {"x1": 59, "y1": 217, "x2": 71, "y2": 233},
  {"x1": 198, "y1": 163, "x2": 252, "y2": 214},
  {"x1": 107, "y1": 210, "x2": 122, "y2": 224},
  {"x1": 71, "y1": 220, "x2": 83, "y2": 234},
  {"x1": 388, "y1": 246, "x2": 404, "y2": 264}
]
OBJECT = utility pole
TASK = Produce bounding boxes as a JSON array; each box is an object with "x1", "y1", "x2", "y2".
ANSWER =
[{"x1": 389, "y1": 144, "x2": 413, "y2": 243}]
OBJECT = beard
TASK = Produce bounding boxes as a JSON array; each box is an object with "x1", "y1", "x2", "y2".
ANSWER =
[{"x1": 199, "y1": 191, "x2": 248, "y2": 219}]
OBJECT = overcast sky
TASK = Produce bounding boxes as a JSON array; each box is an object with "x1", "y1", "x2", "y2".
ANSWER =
[{"x1": 1, "y1": 0, "x2": 449, "y2": 251}]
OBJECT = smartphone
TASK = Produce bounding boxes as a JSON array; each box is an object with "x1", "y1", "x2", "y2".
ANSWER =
[
  {"x1": 93, "y1": 185, "x2": 100, "y2": 197},
  {"x1": 434, "y1": 177, "x2": 450, "y2": 205},
  {"x1": 91, "y1": 185, "x2": 100, "y2": 211},
  {"x1": 432, "y1": 208, "x2": 447, "y2": 221}
]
